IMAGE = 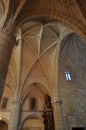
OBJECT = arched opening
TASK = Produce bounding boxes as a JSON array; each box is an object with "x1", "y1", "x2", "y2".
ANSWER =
[
  {"x1": 30, "y1": 98, "x2": 36, "y2": 111},
  {"x1": 21, "y1": 83, "x2": 54, "y2": 130},
  {"x1": 2, "y1": 97, "x2": 8, "y2": 109},
  {"x1": 59, "y1": 32, "x2": 86, "y2": 87},
  {"x1": 0, "y1": 120, "x2": 8, "y2": 130},
  {"x1": 22, "y1": 118, "x2": 44, "y2": 130}
]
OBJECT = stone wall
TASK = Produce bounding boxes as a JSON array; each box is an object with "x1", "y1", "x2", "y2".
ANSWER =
[{"x1": 59, "y1": 33, "x2": 86, "y2": 130}]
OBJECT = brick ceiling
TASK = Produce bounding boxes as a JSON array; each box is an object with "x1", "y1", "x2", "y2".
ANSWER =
[
  {"x1": 12, "y1": 0, "x2": 86, "y2": 22},
  {"x1": 75, "y1": 0, "x2": 86, "y2": 19},
  {"x1": 11, "y1": 0, "x2": 86, "y2": 41}
]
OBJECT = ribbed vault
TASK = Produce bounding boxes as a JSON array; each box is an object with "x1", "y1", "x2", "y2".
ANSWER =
[
  {"x1": 5, "y1": 21, "x2": 72, "y2": 97},
  {"x1": 1, "y1": 0, "x2": 86, "y2": 41}
]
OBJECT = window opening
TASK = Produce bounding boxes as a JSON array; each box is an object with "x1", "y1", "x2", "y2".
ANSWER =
[
  {"x1": 30, "y1": 98, "x2": 36, "y2": 110},
  {"x1": 65, "y1": 71, "x2": 72, "y2": 81},
  {"x1": 2, "y1": 97, "x2": 8, "y2": 109}
]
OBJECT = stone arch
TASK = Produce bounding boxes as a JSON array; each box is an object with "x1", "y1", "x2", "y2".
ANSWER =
[
  {"x1": 19, "y1": 21, "x2": 73, "y2": 103},
  {"x1": 18, "y1": 15, "x2": 86, "y2": 42},
  {"x1": 58, "y1": 32, "x2": 85, "y2": 87},
  {"x1": 0, "y1": 120, "x2": 8, "y2": 130},
  {"x1": 57, "y1": 32, "x2": 86, "y2": 129},
  {"x1": 21, "y1": 82, "x2": 50, "y2": 107},
  {"x1": 21, "y1": 79, "x2": 50, "y2": 100},
  {"x1": 20, "y1": 82, "x2": 52, "y2": 129},
  {"x1": 21, "y1": 115, "x2": 44, "y2": 130},
  {"x1": 21, "y1": 100, "x2": 55, "y2": 130},
  {"x1": 0, "y1": 117, "x2": 9, "y2": 125},
  {"x1": 15, "y1": 0, "x2": 86, "y2": 42}
]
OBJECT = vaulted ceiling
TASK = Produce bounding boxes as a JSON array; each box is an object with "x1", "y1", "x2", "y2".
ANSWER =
[
  {"x1": 4, "y1": 21, "x2": 72, "y2": 98},
  {"x1": 1, "y1": 0, "x2": 86, "y2": 99},
  {"x1": 0, "y1": 0, "x2": 86, "y2": 40}
]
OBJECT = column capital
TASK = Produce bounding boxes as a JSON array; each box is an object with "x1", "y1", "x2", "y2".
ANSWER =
[
  {"x1": 12, "y1": 96, "x2": 21, "y2": 105},
  {"x1": 12, "y1": 100, "x2": 20, "y2": 105},
  {"x1": 51, "y1": 96, "x2": 62, "y2": 105},
  {"x1": 52, "y1": 96, "x2": 58, "y2": 102},
  {"x1": 12, "y1": 93, "x2": 21, "y2": 105}
]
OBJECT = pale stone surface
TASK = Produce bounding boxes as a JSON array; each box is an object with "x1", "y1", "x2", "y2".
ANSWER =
[{"x1": 0, "y1": 1, "x2": 86, "y2": 130}]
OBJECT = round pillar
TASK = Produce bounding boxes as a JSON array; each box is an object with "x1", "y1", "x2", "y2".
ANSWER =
[
  {"x1": 8, "y1": 98, "x2": 20, "y2": 130},
  {"x1": 51, "y1": 82, "x2": 64, "y2": 130},
  {"x1": 0, "y1": 28, "x2": 16, "y2": 98},
  {"x1": 52, "y1": 97, "x2": 63, "y2": 130}
]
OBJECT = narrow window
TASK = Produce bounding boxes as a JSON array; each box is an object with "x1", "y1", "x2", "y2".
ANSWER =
[
  {"x1": 65, "y1": 71, "x2": 71, "y2": 81},
  {"x1": 30, "y1": 98, "x2": 36, "y2": 110},
  {"x1": 2, "y1": 97, "x2": 8, "y2": 109}
]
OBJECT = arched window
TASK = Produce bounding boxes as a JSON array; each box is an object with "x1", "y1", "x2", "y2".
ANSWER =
[
  {"x1": 30, "y1": 98, "x2": 36, "y2": 110},
  {"x1": 2, "y1": 97, "x2": 8, "y2": 109},
  {"x1": 65, "y1": 71, "x2": 72, "y2": 81}
]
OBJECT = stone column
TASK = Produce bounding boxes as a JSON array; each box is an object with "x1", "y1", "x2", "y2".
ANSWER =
[
  {"x1": 0, "y1": 28, "x2": 16, "y2": 98},
  {"x1": 51, "y1": 82, "x2": 63, "y2": 130},
  {"x1": 8, "y1": 96, "x2": 20, "y2": 130},
  {"x1": 52, "y1": 95, "x2": 63, "y2": 130},
  {"x1": 50, "y1": 39, "x2": 64, "y2": 130}
]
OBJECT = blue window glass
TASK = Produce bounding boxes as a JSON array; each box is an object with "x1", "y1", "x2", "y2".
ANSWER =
[{"x1": 65, "y1": 71, "x2": 71, "y2": 81}]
